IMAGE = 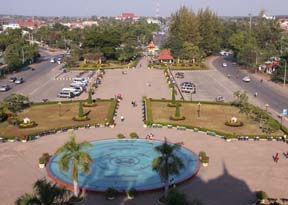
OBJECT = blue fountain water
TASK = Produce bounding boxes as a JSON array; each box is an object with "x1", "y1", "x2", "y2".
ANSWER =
[{"x1": 48, "y1": 139, "x2": 199, "y2": 191}]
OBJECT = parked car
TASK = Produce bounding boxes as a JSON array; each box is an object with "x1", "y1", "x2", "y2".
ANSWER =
[
  {"x1": 222, "y1": 63, "x2": 227, "y2": 67},
  {"x1": 215, "y1": 96, "x2": 224, "y2": 102},
  {"x1": 0, "y1": 84, "x2": 10, "y2": 92},
  {"x1": 175, "y1": 72, "x2": 184, "y2": 78},
  {"x1": 242, "y1": 76, "x2": 251, "y2": 82},
  {"x1": 9, "y1": 77, "x2": 17, "y2": 82},
  {"x1": 15, "y1": 78, "x2": 24, "y2": 84},
  {"x1": 62, "y1": 87, "x2": 81, "y2": 96},
  {"x1": 180, "y1": 82, "x2": 194, "y2": 87},
  {"x1": 50, "y1": 58, "x2": 55, "y2": 63},
  {"x1": 73, "y1": 77, "x2": 88, "y2": 85}
]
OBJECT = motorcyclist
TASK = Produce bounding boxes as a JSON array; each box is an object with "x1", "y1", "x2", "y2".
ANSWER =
[{"x1": 254, "y1": 92, "x2": 258, "y2": 97}]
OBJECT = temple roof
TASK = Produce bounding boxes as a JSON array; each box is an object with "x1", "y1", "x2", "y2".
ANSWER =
[
  {"x1": 158, "y1": 49, "x2": 173, "y2": 60},
  {"x1": 147, "y1": 41, "x2": 155, "y2": 48}
]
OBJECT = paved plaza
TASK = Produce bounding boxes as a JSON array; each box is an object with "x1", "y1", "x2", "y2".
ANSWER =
[{"x1": 0, "y1": 57, "x2": 287, "y2": 205}]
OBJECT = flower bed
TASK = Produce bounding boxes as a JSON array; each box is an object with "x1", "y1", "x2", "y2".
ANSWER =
[
  {"x1": 225, "y1": 120, "x2": 244, "y2": 127},
  {"x1": 19, "y1": 121, "x2": 38, "y2": 128},
  {"x1": 72, "y1": 116, "x2": 90, "y2": 121}
]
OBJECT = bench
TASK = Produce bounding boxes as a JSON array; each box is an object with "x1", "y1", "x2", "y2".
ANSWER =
[
  {"x1": 176, "y1": 126, "x2": 186, "y2": 130},
  {"x1": 206, "y1": 131, "x2": 216, "y2": 136}
]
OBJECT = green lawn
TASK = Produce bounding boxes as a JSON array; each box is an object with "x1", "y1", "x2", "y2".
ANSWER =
[
  {"x1": 149, "y1": 100, "x2": 284, "y2": 136},
  {"x1": 0, "y1": 100, "x2": 116, "y2": 139}
]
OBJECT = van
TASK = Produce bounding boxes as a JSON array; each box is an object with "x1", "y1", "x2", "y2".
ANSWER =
[
  {"x1": 62, "y1": 88, "x2": 81, "y2": 96},
  {"x1": 57, "y1": 90, "x2": 74, "y2": 98}
]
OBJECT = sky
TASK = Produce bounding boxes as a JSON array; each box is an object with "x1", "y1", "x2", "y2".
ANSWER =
[{"x1": 0, "y1": 0, "x2": 287, "y2": 17}]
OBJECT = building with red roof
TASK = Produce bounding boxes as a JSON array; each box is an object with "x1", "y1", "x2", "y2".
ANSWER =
[
  {"x1": 16, "y1": 19, "x2": 41, "y2": 30},
  {"x1": 158, "y1": 49, "x2": 174, "y2": 63},
  {"x1": 115, "y1": 12, "x2": 139, "y2": 21}
]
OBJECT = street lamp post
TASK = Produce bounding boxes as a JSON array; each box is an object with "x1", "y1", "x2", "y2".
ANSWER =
[
  {"x1": 197, "y1": 102, "x2": 201, "y2": 117},
  {"x1": 284, "y1": 60, "x2": 287, "y2": 88},
  {"x1": 58, "y1": 102, "x2": 62, "y2": 117}
]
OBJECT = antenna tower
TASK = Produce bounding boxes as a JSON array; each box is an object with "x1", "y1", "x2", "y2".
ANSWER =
[{"x1": 155, "y1": 0, "x2": 160, "y2": 19}]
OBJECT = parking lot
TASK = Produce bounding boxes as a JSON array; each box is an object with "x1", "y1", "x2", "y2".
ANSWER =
[
  {"x1": 171, "y1": 70, "x2": 241, "y2": 102},
  {"x1": 0, "y1": 63, "x2": 98, "y2": 102}
]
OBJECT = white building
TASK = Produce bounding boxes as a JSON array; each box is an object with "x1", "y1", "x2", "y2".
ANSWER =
[
  {"x1": 3, "y1": 22, "x2": 20, "y2": 30},
  {"x1": 146, "y1": 18, "x2": 161, "y2": 25}
]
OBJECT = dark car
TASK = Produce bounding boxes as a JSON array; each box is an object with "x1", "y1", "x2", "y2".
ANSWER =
[
  {"x1": 175, "y1": 72, "x2": 184, "y2": 78},
  {"x1": 9, "y1": 77, "x2": 17, "y2": 82}
]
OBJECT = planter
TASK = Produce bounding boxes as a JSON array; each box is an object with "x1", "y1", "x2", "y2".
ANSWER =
[{"x1": 38, "y1": 163, "x2": 45, "y2": 168}]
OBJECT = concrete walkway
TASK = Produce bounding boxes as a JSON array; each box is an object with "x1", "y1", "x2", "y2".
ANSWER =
[{"x1": 0, "y1": 57, "x2": 287, "y2": 205}]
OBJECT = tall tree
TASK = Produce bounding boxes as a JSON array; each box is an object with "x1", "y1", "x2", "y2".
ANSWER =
[
  {"x1": 152, "y1": 138, "x2": 184, "y2": 198},
  {"x1": 55, "y1": 133, "x2": 94, "y2": 196},
  {"x1": 197, "y1": 8, "x2": 223, "y2": 55},
  {"x1": 165, "y1": 6, "x2": 202, "y2": 58}
]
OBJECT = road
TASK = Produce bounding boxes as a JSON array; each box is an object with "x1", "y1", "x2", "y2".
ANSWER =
[
  {"x1": 0, "y1": 48, "x2": 66, "y2": 101},
  {"x1": 214, "y1": 56, "x2": 288, "y2": 114}
]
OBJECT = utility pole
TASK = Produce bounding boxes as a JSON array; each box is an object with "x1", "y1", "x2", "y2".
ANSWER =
[
  {"x1": 284, "y1": 60, "x2": 287, "y2": 88},
  {"x1": 21, "y1": 47, "x2": 25, "y2": 64},
  {"x1": 249, "y1": 13, "x2": 252, "y2": 33}
]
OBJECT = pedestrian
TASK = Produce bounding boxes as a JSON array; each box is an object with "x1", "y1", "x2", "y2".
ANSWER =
[
  {"x1": 274, "y1": 153, "x2": 279, "y2": 163},
  {"x1": 260, "y1": 79, "x2": 263, "y2": 83}
]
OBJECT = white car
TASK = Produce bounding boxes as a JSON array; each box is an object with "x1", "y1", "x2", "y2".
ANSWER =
[
  {"x1": 242, "y1": 76, "x2": 251, "y2": 82},
  {"x1": 15, "y1": 78, "x2": 24, "y2": 84},
  {"x1": 0, "y1": 85, "x2": 10, "y2": 92},
  {"x1": 222, "y1": 63, "x2": 227, "y2": 67}
]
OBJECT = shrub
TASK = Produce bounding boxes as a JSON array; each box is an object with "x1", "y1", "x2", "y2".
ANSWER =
[
  {"x1": 166, "y1": 188, "x2": 188, "y2": 205},
  {"x1": 201, "y1": 156, "x2": 209, "y2": 164},
  {"x1": 129, "y1": 132, "x2": 139, "y2": 139},
  {"x1": 127, "y1": 188, "x2": 136, "y2": 197},
  {"x1": 105, "y1": 187, "x2": 118, "y2": 199},
  {"x1": 72, "y1": 116, "x2": 89, "y2": 121},
  {"x1": 0, "y1": 112, "x2": 8, "y2": 122},
  {"x1": 117, "y1": 133, "x2": 125, "y2": 139},
  {"x1": 255, "y1": 191, "x2": 268, "y2": 200},
  {"x1": 199, "y1": 151, "x2": 207, "y2": 159},
  {"x1": 38, "y1": 153, "x2": 50, "y2": 165}
]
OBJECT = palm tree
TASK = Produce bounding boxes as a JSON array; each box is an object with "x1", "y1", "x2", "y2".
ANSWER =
[
  {"x1": 55, "y1": 132, "x2": 94, "y2": 196},
  {"x1": 15, "y1": 178, "x2": 72, "y2": 205},
  {"x1": 152, "y1": 138, "x2": 184, "y2": 198}
]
